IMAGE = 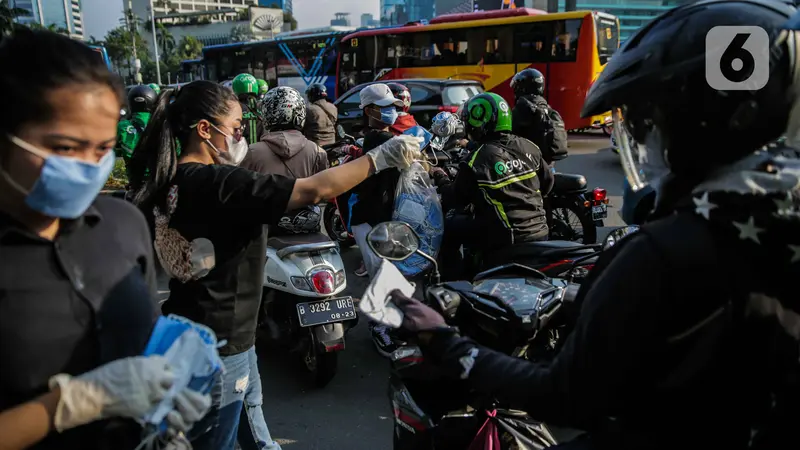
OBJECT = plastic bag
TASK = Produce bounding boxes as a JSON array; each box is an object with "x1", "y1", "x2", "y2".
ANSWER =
[
  {"x1": 392, "y1": 161, "x2": 444, "y2": 276},
  {"x1": 469, "y1": 409, "x2": 557, "y2": 450},
  {"x1": 138, "y1": 314, "x2": 224, "y2": 448}
]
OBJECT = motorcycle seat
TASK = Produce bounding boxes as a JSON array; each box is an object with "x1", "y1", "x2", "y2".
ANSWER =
[
  {"x1": 553, "y1": 173, "x2": 588, "y2": 193},
  {"x1": 268, "y1": 233, "x2": 337, "y2": 258},
  {"x1": 487, "y1": 240, "x2": 593, "y2": 266}
]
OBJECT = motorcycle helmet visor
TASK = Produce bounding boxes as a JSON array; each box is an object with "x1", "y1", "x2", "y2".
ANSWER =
[{"x1": 613, "y1": 106, "x2": 669, "y2": 193}]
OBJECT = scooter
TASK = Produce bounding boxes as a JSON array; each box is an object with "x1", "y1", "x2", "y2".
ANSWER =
[
  {"x1": 363, "y1": 221, "x2": 563, "y2": 449},
  {"x1": 321, "y1": 126, "x2": 361, "y2": 249},
  {"x1": 260, "y1": 220, "x2": 356, "y2": 387}
]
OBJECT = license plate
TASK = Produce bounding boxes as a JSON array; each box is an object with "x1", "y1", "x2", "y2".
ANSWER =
[
  {"x1": 592, "y1": 204, "x2": 608, "y2": 220},
  {"x1": 296, "y1": 297, "x2": 356, "y2": 327}
]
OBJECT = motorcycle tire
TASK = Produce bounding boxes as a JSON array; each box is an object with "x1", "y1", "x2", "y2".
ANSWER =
[
  {"x1": 303, "y1": 332, "x2": 339, "y2": 388},
  {"x1": 323, "y1": 202, "x2": 355, "y2": 249},
  {"x1": 548, "y1": 199, "x2": 598, "y2": 244}
]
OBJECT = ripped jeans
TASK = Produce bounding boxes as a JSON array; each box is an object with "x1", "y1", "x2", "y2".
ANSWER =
[{"x1": 189, "y1": 346, "x2": 281, "y2": 450}]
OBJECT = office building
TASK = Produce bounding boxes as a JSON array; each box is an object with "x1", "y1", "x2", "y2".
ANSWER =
[
  {"x1": 408, "y1": 0, "x2": 435, "y2": 22},
  {"x1": 360, "y1": 13, "x2": 380, "y2": 27},
  {"x1": 330, "y1": 12, "x2": 350, "y2": 27},
  {"x1": 558, "y1": 0, "x2": 691, "y2": 40},
  {"x1": 11, "y1": 0, "x2": 84, "y2": 39},
  {"x1": 258, "y1": 0, "x2": 292, "y2": 15},
  {"x1": 380, "y1": 0, "x2": 408, "y2": 25}
]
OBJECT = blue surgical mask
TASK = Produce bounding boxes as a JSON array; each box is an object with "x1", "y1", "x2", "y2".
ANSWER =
[
  {"x1": 1, "y1": 135, "x2": 114, "y2": 219},
  {"x1": 371, "y1": 106, "x2": 399, "y2": 126}
]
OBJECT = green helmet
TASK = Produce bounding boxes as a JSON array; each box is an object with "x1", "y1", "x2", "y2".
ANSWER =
[
  {"x1": 460, "y1": 92, "x2": 512, "y2": 140},
  {"x1": 257, "y1": 79, "x2": 269, "y2": 95},
  {"x1": 147, "y1": 83, "x2": 161, "y2": 95},
  {"x1": 232, "y1": 73, "x2": 259, "y2": 96}
]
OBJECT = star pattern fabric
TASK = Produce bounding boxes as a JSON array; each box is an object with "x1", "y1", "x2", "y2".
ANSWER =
[{"x1": 690, "y1": 152, "x2": 800, "y2": 266}]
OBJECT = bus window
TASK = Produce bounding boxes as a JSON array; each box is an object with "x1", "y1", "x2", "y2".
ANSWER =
[
  {"x1": 206, "y1": 59, "x2": 218, "y2": 82},
  {"x1": 514, "y1": 22, "x2": 551, "y2": 63},
  {"x1": 430, "y1": 29, "x2": 468, "y2": 66},
  {"x1": 552, "y1": 19, "x2": 582, "y2": 62},
  {"x1": 233, "y1": 49, "x2": 251, "y2": 75},
  {"x1": 469, "y1": 26, "x2": 514, "y2": 65},
  {"x1": 595, "y1": 15, "x2": 619, "y2": 65},
  {"x1": 220, "y1": 55, "x2": 233, "y2": 81}
]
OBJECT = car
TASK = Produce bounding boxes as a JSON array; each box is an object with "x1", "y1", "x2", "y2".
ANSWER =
[{"x1": 334, "y1": 79, "x2": 484, "y2": 135}]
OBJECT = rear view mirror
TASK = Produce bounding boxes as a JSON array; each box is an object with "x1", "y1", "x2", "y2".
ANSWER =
[
  {"x1": 367, "y1": 222, "x2": 420, "y2": 261},
  {"x1": 336, "y1": 124, "x2": 346, "y2": 139},
  {"x1": 603, "y1": 225, "x2": 640, "y2": 250}
]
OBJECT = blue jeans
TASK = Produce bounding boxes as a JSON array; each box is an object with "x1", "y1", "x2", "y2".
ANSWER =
[{"x1": 189, "y1": 346, "x2": 281, "y2": 450}]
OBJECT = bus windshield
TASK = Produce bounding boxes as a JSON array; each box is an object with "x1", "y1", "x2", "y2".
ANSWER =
[{"x1": 595, "y1": 14, "x2": 619, "y2": 65}]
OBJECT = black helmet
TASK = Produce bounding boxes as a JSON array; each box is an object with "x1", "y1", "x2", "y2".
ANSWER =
[
  {"x1": 510, "y1": 68, "x2": 544, "y2": 98},
  {"x1": 128, "y1": 85, "x2": 158, "y2": 114},
  {"x1": 305, "y1": 83, "x2": 327, "y2": 103},
  {"x1": 582, "y1": 0, "x2": 797, "y2": 191}
]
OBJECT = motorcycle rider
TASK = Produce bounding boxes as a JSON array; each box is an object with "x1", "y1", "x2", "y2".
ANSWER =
[
  {"x1": 303, "y1": 83, "x2": 338, "y2": 147},
  {"x1": 243, "y1": 86, "x2": 328, "y2": 206},
  {"x1": 232, "y1": 73, "x2": 263, "y2": 145},
  {"x1": 349, "y1": 83, "x2": 407, "y2": 356},
  {"x1": 392, "y1": 1, "x2": 800, "y2": 449},
  {"x1": 510, "y1": 68, "x2": 568, "y2": 166},
  {"x1": 116, "y1": 84, "x2": 157, "y2": 179},
  {"x1": 436, "y1": 92, "x2": 553, "y2": 280},
  {"x1": 386, "y1": 82, "x2": 418, "y2": 134},
  {"x1": 257, "y1": 78, "x2": 269, "y2": 102}
]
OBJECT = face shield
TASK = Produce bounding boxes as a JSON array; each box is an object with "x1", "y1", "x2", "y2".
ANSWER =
[
  {"x1": 777, "y1": 26, "x2": 800, "y2": 147},
  {"x1": 612, "y1": 106, "x2": 670, "y2": 193}
]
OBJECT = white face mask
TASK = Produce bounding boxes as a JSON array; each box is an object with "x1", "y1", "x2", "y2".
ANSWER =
[{"x1": 208, "y1": 124, "x2": 248, "y2": 166}]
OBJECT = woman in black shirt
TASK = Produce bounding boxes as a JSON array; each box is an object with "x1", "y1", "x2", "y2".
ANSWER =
[
  {"x1": 129, "y1": 80, "x2": 420, "y2": 450},
  {"x1": 0, "y1": 30, "x2": 208, "y2": 449}
]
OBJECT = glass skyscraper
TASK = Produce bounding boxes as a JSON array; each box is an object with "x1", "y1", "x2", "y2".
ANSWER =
[
  {"x1": 558, "y1": 0, "x2": 690, "y2": 41},
  {"x1": 11, "y1": 0, "x2": 84, "y2": 39}
]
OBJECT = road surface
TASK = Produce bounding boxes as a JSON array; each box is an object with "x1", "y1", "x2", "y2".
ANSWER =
[{"x1": 252, "y1": 132, "x2": 625, "y2": 449}]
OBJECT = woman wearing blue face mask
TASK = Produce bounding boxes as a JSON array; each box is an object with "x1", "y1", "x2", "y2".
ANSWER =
[{"x1": 0, "y1": 30, "x2": 210, "y2": 450}]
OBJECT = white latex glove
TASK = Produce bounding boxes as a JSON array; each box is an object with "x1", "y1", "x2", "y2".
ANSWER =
[
  {"x1": 48, "y1": 356, "x2": 174, "y2": 432},
  {"x1": 367, "y1": 134, "x2": 423, "y2": 172},
  {"x1": 164, "y1": 389, "x2": 212, "y2": 433}
]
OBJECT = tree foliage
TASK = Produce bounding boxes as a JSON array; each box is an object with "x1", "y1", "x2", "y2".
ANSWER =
[{"x1": 0, "y1": 0, "x2": 28, "y2": 37}]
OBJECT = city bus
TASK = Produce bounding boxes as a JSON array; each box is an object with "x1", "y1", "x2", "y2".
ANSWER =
[
  {"x1": 88, "y1": 44, "x2": 112, "y2": 70},
  {"x1": 179, "y1": 58, "x2": 204, "y2": 83},
  {"x1": 201, "y1": 27, "x2": 355, "y2": 100},
  {"x1": 337, "y1": 8, "x2": 620, "y2": 130}
]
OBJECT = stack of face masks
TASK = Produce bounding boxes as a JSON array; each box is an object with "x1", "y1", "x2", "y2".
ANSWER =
[{"x1": 138, "y1": 315, "x2": 224, "y2": 448}]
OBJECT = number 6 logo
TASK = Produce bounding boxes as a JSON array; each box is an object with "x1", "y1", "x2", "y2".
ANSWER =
[{"x1": 705, "y1": 26, "x2": 770, "y2": 91}]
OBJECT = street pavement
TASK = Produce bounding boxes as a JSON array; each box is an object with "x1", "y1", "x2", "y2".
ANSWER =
[{"x1": 252, "y1": 132, "x2": 627, "y2": 449}]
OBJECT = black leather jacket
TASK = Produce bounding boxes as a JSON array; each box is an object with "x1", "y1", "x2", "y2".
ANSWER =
[{"x1": 423, "y1": 204, "x2": 800, "y2": 450}]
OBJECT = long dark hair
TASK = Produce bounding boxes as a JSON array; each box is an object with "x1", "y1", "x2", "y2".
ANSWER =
[
  {"x1": 0, "y1": 28, "x2": 123, "y2": 138},
  {"x1": 129, "y1": 80, "x2": 237, "y2": 212}
]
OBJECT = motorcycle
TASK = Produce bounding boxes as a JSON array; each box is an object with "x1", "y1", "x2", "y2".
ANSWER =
[
  {"x1": 321, "y1": 125, "x2": 361, "y2": 249},
  {"x1": 260, "y1": 210, "x2": 356, "y2": 387},
  {"x1": 429, "y1": 117, "x2": 606, "y2": 244},
  {"x1": 364, "y1": 221, "x2": 568, "y2": 449},
  {"x1": 365, "y1": 222, "x2": 640, "y2": 449},
  {"x1": 546, "y1": 174, "x2": 608, "y2": 244}
]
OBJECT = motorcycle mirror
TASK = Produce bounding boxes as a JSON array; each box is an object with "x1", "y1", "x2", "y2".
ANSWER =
[
  {"x1": 367, "y1": 222, "x2": 420, "y2": 261},
  {"x1": 336, "y1": 124, "x2": 346, "y2": 139},
  {"x1": 603, "y1": 225, "x2": 640, "y2": 250}
]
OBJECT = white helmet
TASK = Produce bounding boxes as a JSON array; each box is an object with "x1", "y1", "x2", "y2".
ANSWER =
[
  {"x1": 431, "y1": 111, "x2": 460, "y2": 138},
  {"x1": 261, "y1": 86, "x2": 307, "y2": 131}
]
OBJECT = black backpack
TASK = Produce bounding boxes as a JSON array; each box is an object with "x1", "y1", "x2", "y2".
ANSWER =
[{"x1": 535, "y1": 102, "x2": 568, "y2": 162}]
